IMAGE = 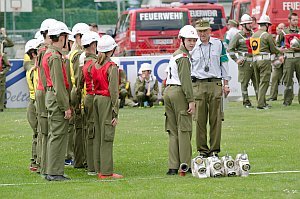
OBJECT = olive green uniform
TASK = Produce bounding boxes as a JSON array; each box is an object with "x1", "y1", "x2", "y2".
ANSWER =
[
  {"x1": 119, "y1": 69, "x2": 137, "y2": 107},
  {"x1": 134, "y1": 74, "x2": 159, "y2": 106},
  {"x1": 251, "y1": 29, "x2": 281, "y2": 108},
  {"x1": 228, "y1": 30, "x2": 258, "y2": 106},
  {"x1": 45, "y1": 45, "x2": 70, "y2": 176},
  {"x1": 35, "y1": 43, "x2": 49, "y2": 174},
  {"x1": 26, "y1": 62, "x2": 38, "y2": 169},
  {"x1": 269, "y1": 60, "x2": 283, "y2": 100},
  {"x1": 78, "y1": 53, "x2": 97, "y2": 172},
  {"x1": 64, "y1": 52, "x2": 74, "y2": 162},
  {"x1": 0, "y1": 36, "x2": 14, "y2": 111},
  {"x1": 276, "y1": 26, "x2": 300, "y2": 105},
  {"x1": 164, "y1": 45, "x2": 194, "y2": 169},
  {"x1": 70, "y1": 49, "x2": 85, "y2": 168},
  {"x1": 93, "y1": 61, "x2": 119, "y2": 175}
]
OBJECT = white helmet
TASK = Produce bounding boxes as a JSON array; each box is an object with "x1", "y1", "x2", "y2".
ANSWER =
[
  {"x1": 25, "y1": 39, "x2": 38, "y2": 53},
  {"x1": 97, "y1": 35, "x2": 118, "y2": 52},
  {"x1": 48, "y1": 21, "x2": 71, "y2": 36},
  {"x1": 258, "y1": 15, "x2": 272, "y2": 25},
  {"x1": 36, "y1": 35, "x2": 44, "y2": 46},
  {"x1": 40, "y1": 18, "x2": 57, "y2": 32},
  {"x1": 178, "y1": 25, "x2": 198, "y2": 39},
  {"x1": 81, "y1": 31, "x2": 100, "y2": 46},
  {"x1": 72, "y1": 23, "x2": 90, "y2": 36},
  {"x1": 68, "y1": 34, "x2": 75, "y2": 42},
  {"x1": 140, "y1": 63, "x2": 152, "y2": 72},
  {"x1": 240, "y1": 14, "x2": 252, "y2": 25},
  {"x1": 34, "y1": 31, "x2": 41, "y2": 39}
]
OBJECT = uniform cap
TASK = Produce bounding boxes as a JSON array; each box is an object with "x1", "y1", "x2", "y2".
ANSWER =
[
  {"x1": 25, "y1": 39, "x2": 38, "y2": 53},
  {"x1": 240, "y1": 14, "x2": 252, "y2": 25},
  {"x1": 178, "y1": 25, "x2": 198, "y2": 39},
  {"x1": 40, "y1": 18, "x2": 57, "y2": 32},
  {"x1": 195, "y1": 19, "x2": 211, "y2": 30},
  {"x1": 228, "y1": 19, "x2": 239, "y2": 26},
  {"x1": 48, "y1": 21, "x2": 71, "y2": 36},
  {"x1": 258, "y1": 15, "x2": 272, "y2": 25},
  {"x1": 97, "y1": 35, "x2": 118, "y2": 52},
  {"x1": 140, "y1": 63, "x2": 152, "y2": 72},
  {"x1": 72, "y1": 23, "x2": 90, "y2": 36},
  {"x1": 81, "y1": 31, "x2": 100, "y2": 46}
]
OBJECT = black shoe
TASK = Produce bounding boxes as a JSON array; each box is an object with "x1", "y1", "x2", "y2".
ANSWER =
[
  {"x1": 267, "y1": 98, "x2": 277, "y2": 101},
  {"x1": 198, "y1": 151, "x2": 208, "y2": 158},
  {"x1": 148, "y1": 101, "x2": 153, "y2": 107},
  {"x1": 187, "y1": 168, "x2": 192, "y2": 173},
  {"x1": 0, "y1": 109, "x2": 3, "y2": 112},
  {"x1": 283, "y1": 102, "x2": 291, "y2": 106},
  {"x1": 209, "y1": 152, "x2": 219, "y2": 157},
  {"x1": 45, "y1": 175, "x2": 71, "y2": 181},
  {"x1": 166, "y1": 169, "x2": 178, "y2": 175}
]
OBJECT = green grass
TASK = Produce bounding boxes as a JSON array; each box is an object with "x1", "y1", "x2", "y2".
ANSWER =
[{"x1": 0, "y1": 97, "x2": 300, "y2": 198}]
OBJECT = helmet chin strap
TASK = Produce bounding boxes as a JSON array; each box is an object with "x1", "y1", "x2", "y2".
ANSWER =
[
  {"x1": 63, "y1": 35, "x2": 67, "y2": 49},
  {"x1": 244, "y1": 24, "x2": 251, "y2": 32},
  {"x1": 182, "y1": 38, "x2": 187, "y2": 50}
]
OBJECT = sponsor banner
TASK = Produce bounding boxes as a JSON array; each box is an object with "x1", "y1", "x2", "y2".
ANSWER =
[
  {"x1": 5, "y1": 57, "x2": 300, "y2": 108},
  {"x1": 5, "y1": 60, "x2": 29, "y2": 108}
]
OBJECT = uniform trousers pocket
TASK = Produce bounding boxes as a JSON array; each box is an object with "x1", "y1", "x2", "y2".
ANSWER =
[
  {"x1": 50, "y1": 115, "x2": 66, "y2": 135},
  {"x1": 88, "y1": 124, "x2": 95, "y2": 139},
  {"x1": 104, "y1": 120, "x2": 115, "y2": 142},
  {"x1": 178, "y1": 111, "x2": 192, "y2": 132}
]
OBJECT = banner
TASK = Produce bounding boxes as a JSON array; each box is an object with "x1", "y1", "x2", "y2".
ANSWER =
[{"x1": 5, "y1": 56, "x2": 299, "y2": 108}]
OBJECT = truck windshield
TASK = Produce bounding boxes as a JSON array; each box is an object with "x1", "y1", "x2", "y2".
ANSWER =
[
  {"x1": 136, "y1": 12, "x2": 189, "y2": 31},
  {"x1": 190, "y1": 9, "x2": 225, "y2": 31}
]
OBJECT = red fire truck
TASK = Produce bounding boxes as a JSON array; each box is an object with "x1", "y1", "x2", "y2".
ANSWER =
[
  {"x1": 179, "y1": 0, "x2": 227, "y2": 39},
  {"x1": 230, "y1": 0, "x2": 300, "y2": 35},
  {"x1": 113, "y1": 7, "x2": 191, "y2": 56}
]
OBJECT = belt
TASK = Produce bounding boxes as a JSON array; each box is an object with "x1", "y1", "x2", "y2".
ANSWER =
[
  {"x1": 285, "y1": 52, "x2": 300, "y2": 58},
  {"x1": 167, "y1": 84, "x2": 181, "y2": 87},
  {"x1": 238, "y1": 52, "x2": 252, "y2": 57},
  {"x1": 191, "y1": 77, "x2": 222, "y2": 83},
  {"x1": 46, "y1": 87, "x2": 55, "y2": 91},
  {"x1": 253, "y1": 54, "x2": 275, "y2": 61}
]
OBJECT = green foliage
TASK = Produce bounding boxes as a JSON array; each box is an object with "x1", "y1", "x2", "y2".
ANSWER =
[{"x1": 0, "y1": 98, "x2": 299, "y2": 198}]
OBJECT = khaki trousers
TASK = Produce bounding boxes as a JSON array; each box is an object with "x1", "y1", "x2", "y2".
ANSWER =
[
  {"x1": 164, "y1": 86, "x2": 192, "y2": 169},
  {"x1": 193, "y1": 80, "x2": 222, "y2": 156}
]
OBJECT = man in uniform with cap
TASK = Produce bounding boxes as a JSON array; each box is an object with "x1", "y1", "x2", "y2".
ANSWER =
[
  {"x1": 224, "y1": 19, "x2": 239, "y2": 48},
  {"x1": 228, "y1": 14, "x2": 258, "y2": 108},
  {"x1": 250, "y1": 15, "x2": 283, "y2": 110},
  {"x1": 191, "y1": 19, "x2": 230, "y2": 158},
  {"x1": 43, "y1": 21, "x2": 72, "y2": 181},
  {"x1": 0, "y1": 28, "x2": 14, "y2": 112},
  {"x1": 276, "y1": 12, "x2": 300, "y2": 106}
]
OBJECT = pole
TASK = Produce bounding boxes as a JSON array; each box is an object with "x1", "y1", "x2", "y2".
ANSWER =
[
  {"x1": 117, "y1": 0, "x2": 120, "y2": 18},
  {"x1": 62, "y1": 0, "x2": 65, "y2": 23},
  {"x1": 4, "y1": 0, "x2": 7, "y2": 29},
  {"x1": 95, "y1": 3, "x2": 98, "y2": 25}
]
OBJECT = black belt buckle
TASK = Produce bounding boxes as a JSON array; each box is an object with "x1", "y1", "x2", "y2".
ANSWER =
[{"x1": 191, "y1": 76, "x2": 197, "y2": 83}]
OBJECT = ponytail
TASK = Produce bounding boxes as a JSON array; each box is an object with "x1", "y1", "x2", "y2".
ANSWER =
[{"x1": 97, "y1": 52, "x2": 106, "y2": 65}]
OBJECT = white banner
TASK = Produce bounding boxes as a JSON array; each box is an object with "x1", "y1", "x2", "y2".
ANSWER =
[{"x1": 5, "y1": 57, "x2": 299, "y2": 108}]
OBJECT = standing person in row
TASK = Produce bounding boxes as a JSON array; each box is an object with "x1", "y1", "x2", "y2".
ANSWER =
[
  {"x1": 92, "y1": 35, "x2": 123, "y2": 179},
  {"x1": 25, "y1": 39, "x2": 39, "y2": 171},
  {"x1": 191, "y1": 19, "x2": 230, "y2": 158},
  {"x1": 35, "y1": 18, "x2": 57, "y2": 175},
  {"x1": 276, "y1": 12, "x2": 300, "y2": 106},
  {"x1": 268, "y1": 23, "x2": 285, "y2": 101},
  {"x1": 43, "y1": 21, "x2": 72, "y2": 181},
  {"x1": 69, "y1": 23, "x2": 90, "y2": 169},
  {"x1": 0, "y1": 27, "x2": 14, "y2": 112},
  {"x1": 228, "y1": 14, "x2": 258, "y2": 108},
  {"x1": 78, "y1": 31, "x2": 99, "y2": 175},
  {"x1": 250, "y1": 15, "x2": 282, "y2": 110},
  {"x1": 164, "y1": 25, "x2": 197, "y2": 175}
]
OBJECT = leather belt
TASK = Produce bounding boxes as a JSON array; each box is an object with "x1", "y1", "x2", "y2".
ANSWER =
[
  {"x1": 167, "y1": 84, "x2": 181, "y2": 87},
  {"x1": 191, "y1": 77, "x2": 221, "y2": 83}
]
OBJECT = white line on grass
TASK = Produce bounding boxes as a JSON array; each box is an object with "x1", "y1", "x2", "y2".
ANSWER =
[{"x1": 0, "y1": 171, "x2": 299, "y2": 187}]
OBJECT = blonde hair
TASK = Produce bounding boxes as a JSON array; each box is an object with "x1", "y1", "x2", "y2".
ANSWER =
[{"x1": 97, "y1": 52, "x2": 107, "y2": 65}]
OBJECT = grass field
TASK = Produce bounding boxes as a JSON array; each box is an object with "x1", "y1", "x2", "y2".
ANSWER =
[{"x1": 0, "y1": 97, "x2": 299, "y2": 198}]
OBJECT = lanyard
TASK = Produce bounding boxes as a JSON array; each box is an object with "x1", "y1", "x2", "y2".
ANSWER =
[{"x1": 199, "y1": 43, "x2": 211, "y2": 72}]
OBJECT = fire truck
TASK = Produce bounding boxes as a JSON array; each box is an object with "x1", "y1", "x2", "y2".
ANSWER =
[
  {"x1": 178, "y1": 0, "x2": 227, "y2": 39},
  {"x1": 230, "y1": 0, "x2": 300, "y2": 35},
  {"x1": 113, "y1": 7, "x2": 191, "y2": 56}
]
